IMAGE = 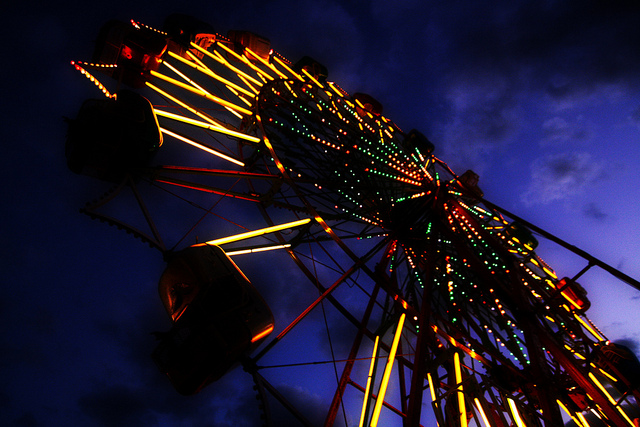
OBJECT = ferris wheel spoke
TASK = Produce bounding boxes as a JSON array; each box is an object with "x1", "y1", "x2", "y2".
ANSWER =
[
  {"x1": 153, "y1": 175, "x2": 262, "y2": 202},
  {"x1": 188, "y1": 41, "x2": 265, "y2": 90},
  {"x1": 159, "y1": 127, "x2": 245, "y2": 166},
  {"x1": 149, "y1": 69, "x2": 253, "y2": 115},
  {"x1": 216, "y1": 41, "x2": 277, "y2": 82},
  {"x1": 164, "y1": 50, "x2": 257, "y2": 99},
  {"x1": 154, "y1": 109, "x2": 260, "y2": 143},
  {"x1": 252, "y1": 238, "x2": 388, "y2": 363}
]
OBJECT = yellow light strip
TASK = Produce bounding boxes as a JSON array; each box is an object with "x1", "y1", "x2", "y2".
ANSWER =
[
  {"x1": 359, "y1": 335, "x2": 380, "y2": 427},
  {"x1": 150, "y1": 70, "x2": 253, "y2": 116},
  {"x1": 232, "y1": 88, "x2": 253, "y2": 107},
  {"x1": 237, "y1": 73, "x2": 260, "y2": 95},
  {"x1": 564, "y1": 344, "x2": 587, "y2": 360},
  {"x1": 560, "y1": 291, "x2": 584, "y2": 311},
  {"x1": 301, "y1": 68, "x2": 324, "y2": 88},
  {"x1": 543, "y1": 265, "x2": 558, "y2": 279},
  {"x1": 588, "y1": 372, "x2": 618, "y2": 406},
  {"x1": 260, "y1": 130, "x2": 287, "y2": 174},
  {"x1": 596, "y1": 366, "x2": 618, "y2": 382},
  {"x1": 507, "y1": 398, "x2": 527, "y2": 427},
  {"x1": 370, "y1": 313, "x2": 405, "y2": 427},
  {"x1": 166, "y1": 51, "x2": 256, "y2": 98},
  {"x1": 430, "y1": 325, "x2": 489, "y2": 365},
  {"x1": 575, "y1": 314, "x2": 605, "y2": 341},
  {"x1": 162, "y1": 59, "x2": 211, "y2": 95},
  {"x1": 427, "y1": 373, "x2": 440, "y2": 427},
  {"x1": 186, "y1": 49, "x2": 207, "y2": 67},
  {"x1": 189, "y1": 42, "x2": 264, "y2": 88},
  {"x1": 272, "y1": 55, "x2": 305, "y2": 81},
  {"x1": 474, "y1": 398, "x2": 491, "y2": 427},
  {"x1": 147, "y1": 81, "x2": 225, "y2": 128},
  {"x1": 159, "y1": 127, "x2": 244, "y2": 166},
  {"x1": 215, "y1": 41, "x2": 246, "y2": 62},
  {"x1": 196, "y1": 218, "x2": 311, "y2": 247},
  {"x1": 617, "y1": 406, "x2": 635, "y2": 426},
  {"x1": 216, "y1": 42, "x2": 276, "y2": 81},
  {"x1": 245, "y1": 47, "x2": 289, "y2": 79},
  {"x1": 427, "y1": 373, "x2": 437, "y2": 403},
  {"x1": 558, "y1": 399, "x2": 584, "y2": 427},
  {"x1": 284, "y1": 81, "x2": 298, "y2": 98},
  {"x1": 577, "y1": 412, "x2": 591, "y2": 427},
  {"x1": 154, "y1": 109, "x2": 261, "y2": 143},
  {"x1": 225, "y1": 244, "x2": 291, "y2": 256},
  {"x1": 225, "y1": 104, "x2": 247, "y2": 118},
  {"x1": 454, "y1": 352, "x2": 468, "y2": 427},
  {"x1": 327, "y1": 81, "x2": 345, "y2": 97}
]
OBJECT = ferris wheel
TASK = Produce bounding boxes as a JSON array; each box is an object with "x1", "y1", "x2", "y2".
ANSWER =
[{"x1": 67, "y1": 15, "x2": 640, "y2": 426}]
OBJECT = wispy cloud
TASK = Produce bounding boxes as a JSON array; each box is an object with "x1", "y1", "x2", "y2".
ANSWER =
[
  {"x1": 583, "y1": 202, "x2": 608, "y2": 221},
  {"x1": 521, "y1": 152, "x2": 604, "y2": 205},
  {"x1": 541, "y1": 116, "x2": 590, "y2": 146}
]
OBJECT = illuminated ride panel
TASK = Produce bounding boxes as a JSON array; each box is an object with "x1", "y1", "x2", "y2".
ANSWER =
[{"x1": 67, "y1": 15, "x2": 640, "y2": 427}]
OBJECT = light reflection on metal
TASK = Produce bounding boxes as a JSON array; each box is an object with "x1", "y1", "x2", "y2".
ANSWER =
[
  {"x1": 196, "y1": 218, "x2": 311, "y2": 247},
  {"x1": 369, "y1": 313, "x2": 405, "y2": 427},
  {"x1": 358, "y1": 335, "x2": 380, "y2": 427}
]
